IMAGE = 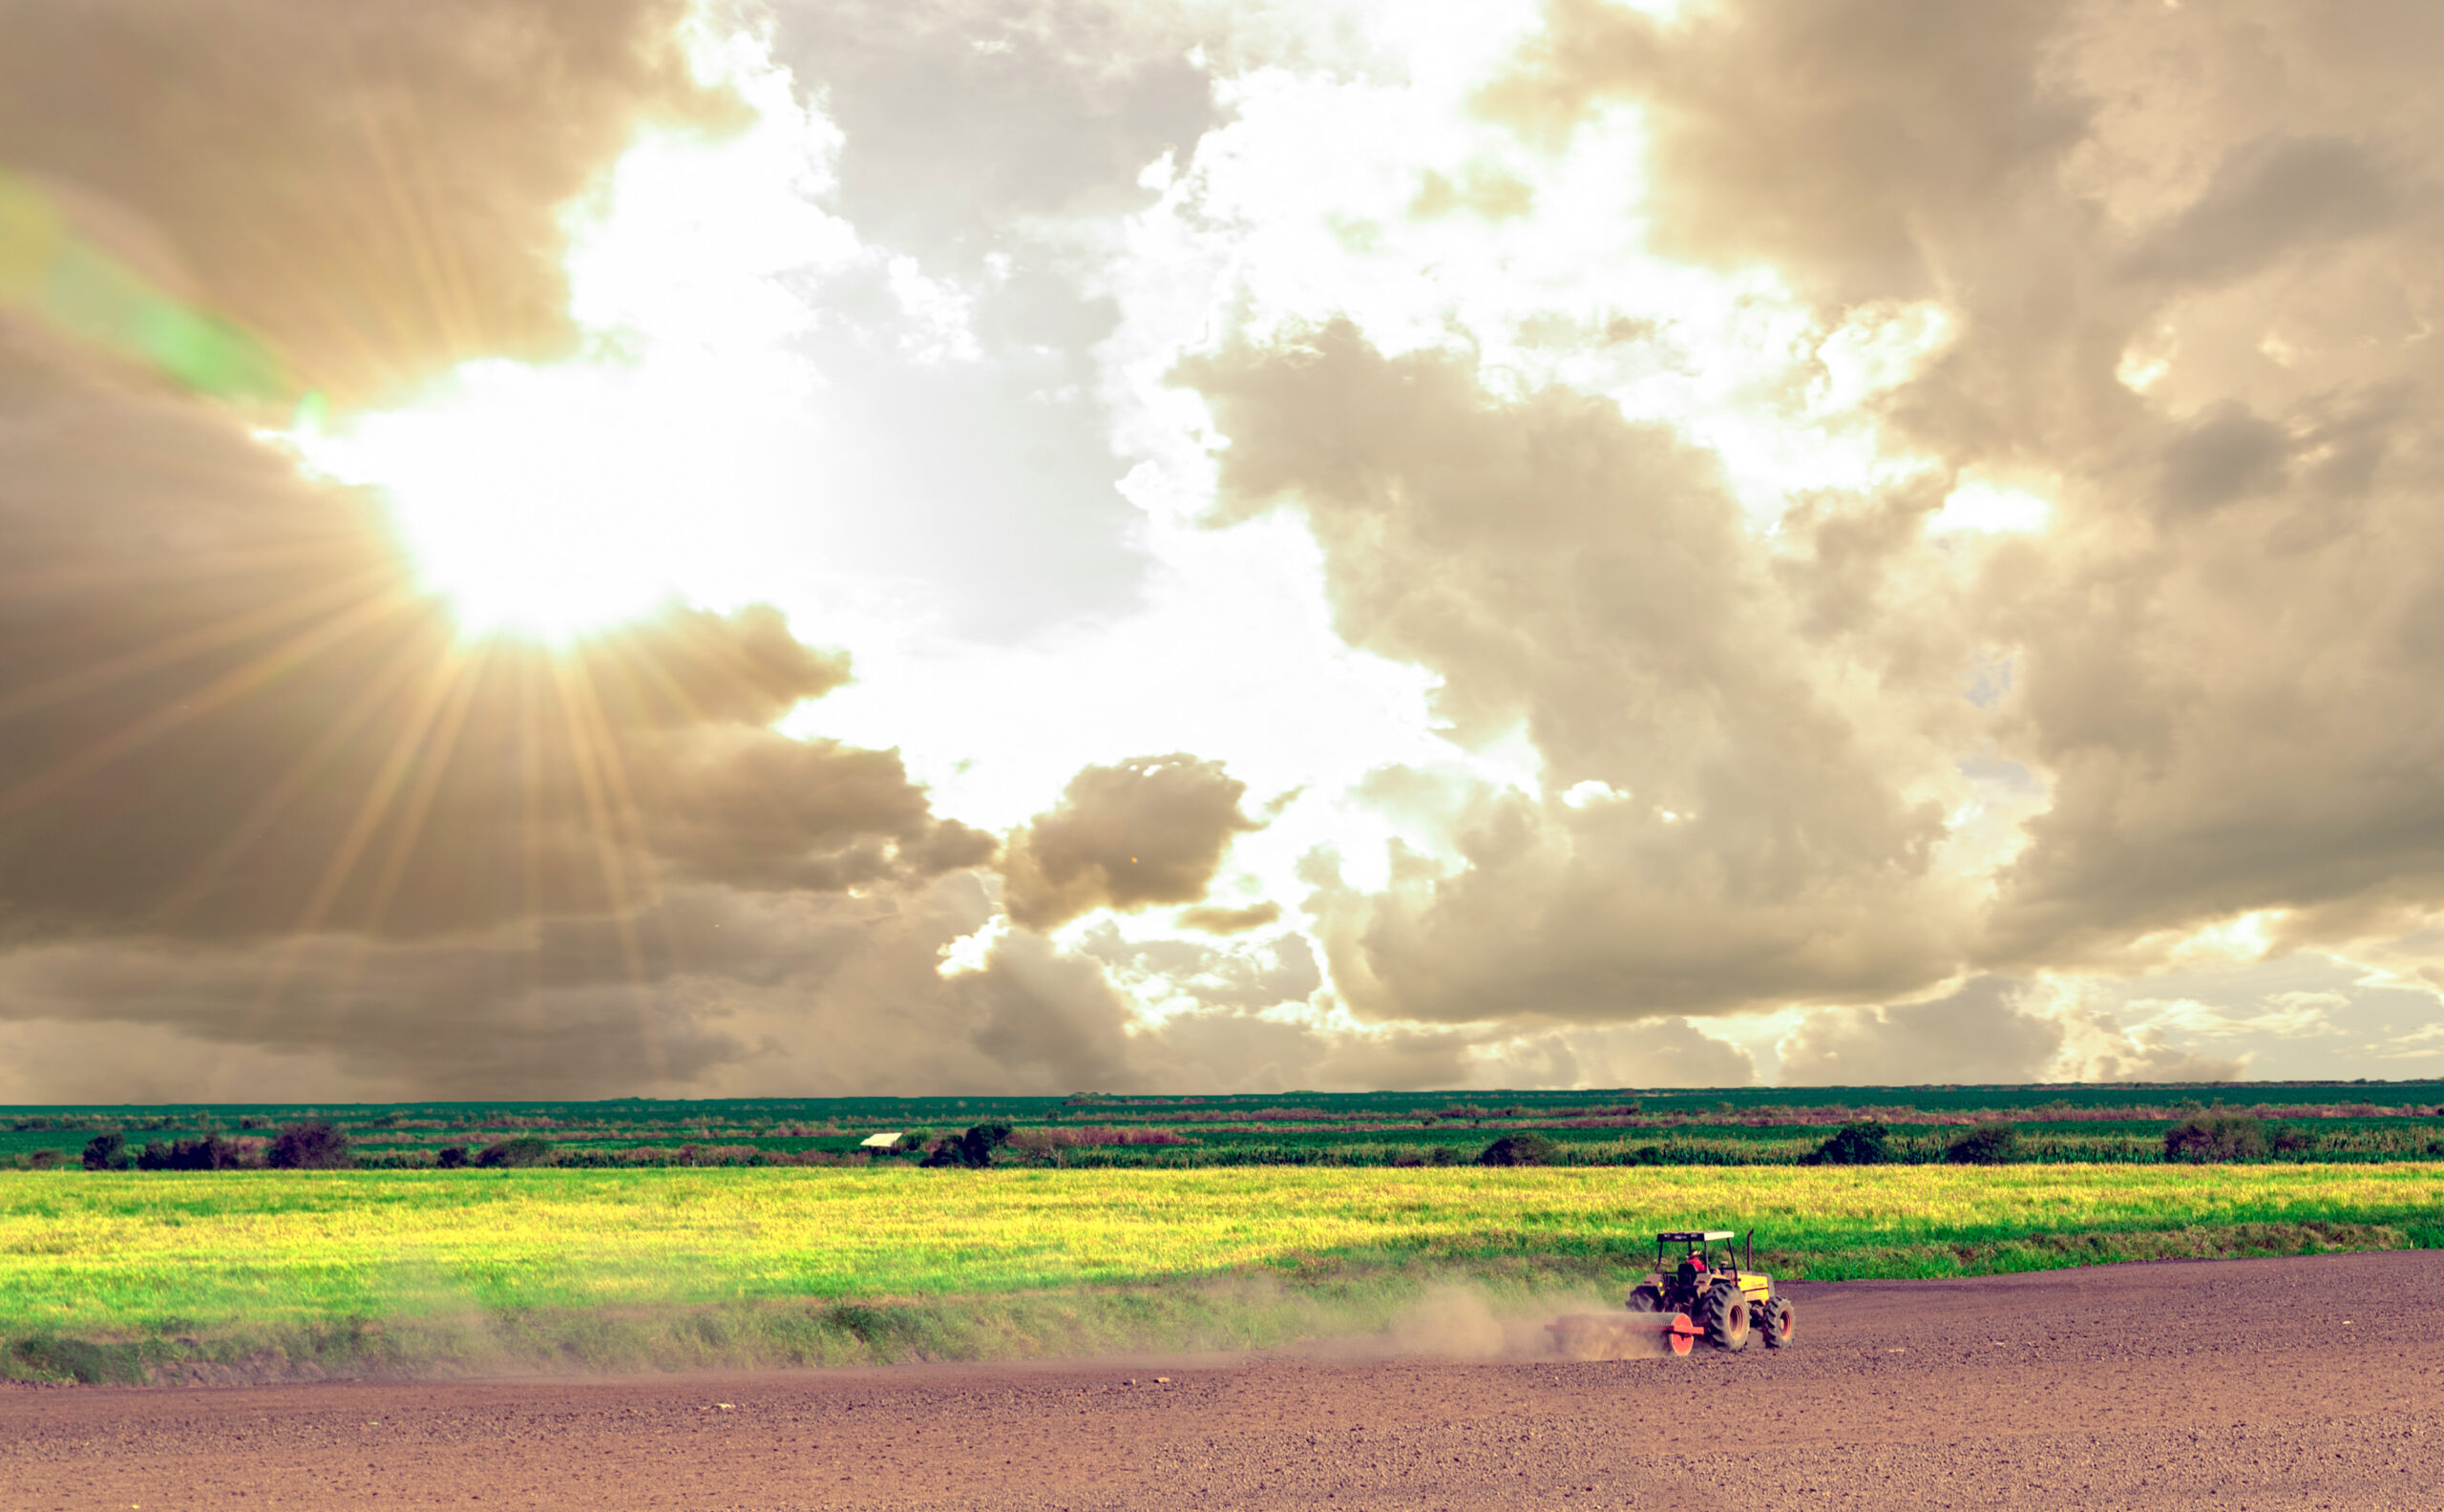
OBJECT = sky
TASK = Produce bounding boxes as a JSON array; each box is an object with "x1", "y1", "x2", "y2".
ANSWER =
[{"x1": 2, "y1": 0, "x2": 2442, "y2": 1101}]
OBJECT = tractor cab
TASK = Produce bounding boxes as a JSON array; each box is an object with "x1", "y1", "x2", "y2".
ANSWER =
[{"x1": 1660, "y1": 1229, "x2": 1740, "y2": 1283}]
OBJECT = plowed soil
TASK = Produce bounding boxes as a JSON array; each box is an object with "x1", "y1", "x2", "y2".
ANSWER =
[{"x1": 5, "y1": 1250, "x2": 2438, "y2": 1511}]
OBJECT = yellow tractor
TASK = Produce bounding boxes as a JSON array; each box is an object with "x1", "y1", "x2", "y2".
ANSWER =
[
  {"x1": 1629, "y1": 1229, "x2": 1791, "y2": 1350},
  {"x1": 1547, "y1": 1228, "x2": 1792, "y2": 1358}
]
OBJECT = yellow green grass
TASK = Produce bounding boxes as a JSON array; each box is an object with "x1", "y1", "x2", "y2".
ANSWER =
[{"x1": 3, "y1": 1164, "x2": 2436, "y2": 1380}]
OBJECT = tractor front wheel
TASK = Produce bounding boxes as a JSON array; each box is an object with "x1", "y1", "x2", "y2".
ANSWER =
[
  {"x1": 1626, "y1": 1286, "x2": 1665, "y2": 1313},
  {"x1": 1698, "y1": 1286, "x2": 1750, "y2": 1351},
  {"x1": 1756, "y1": 1297, "x2": 1793, "y2": 1348}
]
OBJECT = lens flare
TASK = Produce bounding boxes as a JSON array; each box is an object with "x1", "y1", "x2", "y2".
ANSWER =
[{"x1": 0, "y1": 166, "x2": 289, "y2": 400}]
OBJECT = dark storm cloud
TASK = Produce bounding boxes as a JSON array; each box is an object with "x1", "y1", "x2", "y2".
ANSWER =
[
  {"x1": 1001, "y1": 753, "x2": 1262, "y2": 930},
  {"x1": 0, "y1": 0, "x2": 740, "y2": 400}
]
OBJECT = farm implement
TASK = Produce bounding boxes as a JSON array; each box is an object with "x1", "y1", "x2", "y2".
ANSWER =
[{"x1": 1548, "y1": 1229, "x2": 1794, "y2": 1358}]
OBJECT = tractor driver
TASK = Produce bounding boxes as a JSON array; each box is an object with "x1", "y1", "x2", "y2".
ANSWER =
[{"x1": 1676, "y1": 1253, "x2": 1707, "y2": 1290}]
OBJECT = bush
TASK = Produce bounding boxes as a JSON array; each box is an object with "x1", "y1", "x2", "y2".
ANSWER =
[
  {"x1": 2164, "y1": 1114, "x2": 2267, "y2": 1164},
  {"x1": 1477, "y1": 1132, "x2": 1560, "y2": 1166},
  {"x1": 1626, "y1": 1144, "x2": 1668, "y2": 1166},
  {"x1": 80, "y1": 1133, "x2": 125, "y2": 1171},
  {"x1": 435, "y1": 1145, "x2": 469, "y2": 1168},
  {"x1": 474, "y1": 1136, "x2": 556, "y2": 1168},
  {"x1": 1426, "y1": 1144, "x2": 1459, "y2": 1166},
  {"x1": 1946, "y1": 1123, "x2": 2019, "y2": 1166},
  {"x1": 265, "y1": 1121, "x2": 352, "y2": 1170},
  {"x1": 922, "y1": 1122, "x2": 1014, "y2": 1168},
  {"x1": 180, "y1": 1135, "x2": 244, "y2": 1170},
  {"x1": 1808, "y1": 1121, "x2": 1893, "y2": 1166},
  {"x1": 136, "y1": 1135, "x2": 246, "y2": 1171}
]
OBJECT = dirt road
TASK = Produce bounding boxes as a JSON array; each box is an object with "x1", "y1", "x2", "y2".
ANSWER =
[{"x1": 6, "y1": 1251, "x2": 2438, "y2": 1511}]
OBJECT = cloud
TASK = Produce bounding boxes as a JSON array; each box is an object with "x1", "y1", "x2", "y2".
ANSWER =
[
  {"x1": 0, "y1": 386, "x2": 984, "y2": 941},
  {"x1": 1486, "y1": 0, "x2": 2086, "y2": 303},
  {"x1": 1464, "y1": 0, "x2": 2444, "y2": 1008},
  {"x1": 0, "y1": 6, "x2": 1003, "y2": 1094},
  {"x1": 768, "y1": 0, "x2": 1218, "y2": 261},
  {"x1": 0, "y1": 0, "x2": 741, "y2": 400},
  {"x1": 2047, "y1": 1005, "x2": 2248, "y2": 1084},
  {"x1": 1777, "y1": 976, "x2": 2252, "y2": 1086},
  {"x1": 2122, "y1": 135, "x2": 2405, "y2": 285},
  {"x1": 950, "y1": 928, "x2": 1143, "y2": 1092},
  {"x1": 1176, "y1": 900, "x2": 1282, "y2": 934},
  {"x1": 1079, "y1": 920, "x2": 1320, "y2": 1013},
  {"x1": 1776, "y1": 977, "x2": 2069, "y2": 1086},
  {"x1": 1001, "y1": 753, "x2": 1262, "y2": 930},
  {"x1": 1465, "y1": 1018, "x2": 1756, "y2": 1091},
  {"x1": 1184, "y1": 324, "x2": 1974, "y2": 1022},
  {"x1": 0, "y1": 874, "x2": 1030, "y2": 1099},
  {"x1": 10, "y1": 0, "x2": 2444, "y2": 1096}
]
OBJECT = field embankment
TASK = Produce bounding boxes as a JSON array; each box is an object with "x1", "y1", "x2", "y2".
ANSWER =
[{"x1": 3, "y1": 1164, "x2": 2437, "y2": 1383}]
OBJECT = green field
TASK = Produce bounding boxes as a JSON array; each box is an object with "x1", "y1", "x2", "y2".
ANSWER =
[
  {"x1": 4, "y1": 1162, "x2": 2437, "y2": 1381},
  {"x1": 10, "y1": 1081, "x2": 2441, "y2": 1169}
]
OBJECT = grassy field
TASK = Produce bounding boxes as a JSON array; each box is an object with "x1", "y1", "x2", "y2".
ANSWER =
[
  {"x1": 4, "y1": 1162, "x2": 2437, "y2": 1380},
  {"x1": 10, "y1": 1082, "x2": 2440, "y2": 1168}
]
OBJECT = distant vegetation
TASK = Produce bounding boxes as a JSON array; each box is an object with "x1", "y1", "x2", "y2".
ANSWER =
[
  {"x1": 2164, "y1": 1113, "x2": 2311, "y2": 1164},
  {"x1": 1805, "y1": 1121, "x2": 1894, "y2": 1166},
  {"x1": 1475, "y1": 1131, "x2": 1560, "y2": 1166},
  {"x1": 1946, "y1": 1123, "x2": 2021, "y2": 1166},
  {"x1": 3, "y1": 1083, "x2": 2440, "y2": 1174}
]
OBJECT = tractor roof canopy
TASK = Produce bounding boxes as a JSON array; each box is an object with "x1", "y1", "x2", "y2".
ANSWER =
[{"x1": 1658, "y1": 1230, "x2": 1736, "y2": 1242}]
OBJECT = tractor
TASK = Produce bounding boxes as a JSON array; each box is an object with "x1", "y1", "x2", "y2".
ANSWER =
[
  {"x1": 1545, "y1": 1228, "x2": 1793, "y2": 1359},
  {"x1": 1628, "y1": 1229, "x2": 1791, "y2": 1351}
]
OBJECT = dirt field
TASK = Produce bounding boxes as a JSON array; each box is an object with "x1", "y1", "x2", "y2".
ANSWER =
[{"x1": 5, "y1": 1251, "x2": 2438, "y2": 1511}]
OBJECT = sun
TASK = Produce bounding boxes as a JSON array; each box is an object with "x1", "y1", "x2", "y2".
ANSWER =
[
  {"x1": 289, "y1": 365, "x2": 665, "y2": 640},
  {"x1": 278, "y1": 23, "x2": 850, "y2": 643},
  {"x1": 289, "y1": 359, "x2": 711, "y2": 642}
]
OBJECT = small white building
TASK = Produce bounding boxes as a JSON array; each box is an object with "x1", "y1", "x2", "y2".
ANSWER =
[{"x1": 858, "y1": 1131, "x2": 904, "y2": 1149}]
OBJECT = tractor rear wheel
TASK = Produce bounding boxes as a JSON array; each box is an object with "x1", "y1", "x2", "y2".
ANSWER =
[
  {"x1": 1756, "y1": 1297, "x2": 1793, "y2": 1348},
  {"x1": 1698, "y1": 1286, "x2": 1750, "y2": 1351},
  {"x1": 1626, "y1": 1286, "x2": 1665, "y2": 1313}
]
